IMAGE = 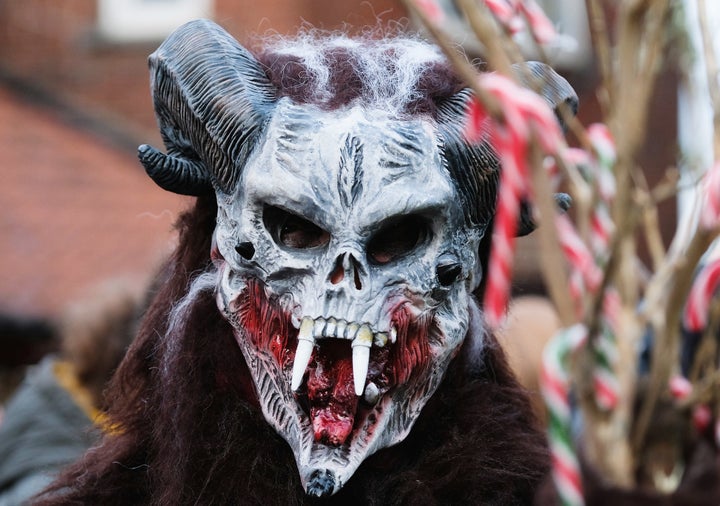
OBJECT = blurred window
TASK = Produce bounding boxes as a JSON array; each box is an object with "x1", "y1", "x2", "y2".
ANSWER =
[{"x1": 97, "y1": 0, "x2": 213, "y2": 43}]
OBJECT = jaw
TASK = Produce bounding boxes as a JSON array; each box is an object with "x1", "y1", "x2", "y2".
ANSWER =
[{"x1": 221, "y1": 276, "x2": 460, "y2": 497}]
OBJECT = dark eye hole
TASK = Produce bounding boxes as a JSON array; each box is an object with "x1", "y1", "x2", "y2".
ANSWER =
[
  {"x1": 263, "y1": 205, "x2": 330, "y2": 250},
  {"x1": 367, "y1": 215, "x2": 430, "y2": 265}
]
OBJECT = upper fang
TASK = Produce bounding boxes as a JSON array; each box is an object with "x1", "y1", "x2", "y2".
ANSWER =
[
  {"x1": 290, "y1": 317, "x2": 396, "y2": 393},
  {"x1": 291, "y1": 317, "x2": 315, "y2": 391},
  {"x1": 351, "y1": 324, "x2": 373, "y2": 396}
]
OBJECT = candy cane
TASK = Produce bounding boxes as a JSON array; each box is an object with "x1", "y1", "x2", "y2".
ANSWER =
[
  {"x1": 700, "y1": 161, "x2": 720, "y2": 230},
  {"x1": 483, "y1": 0, "x2": 557, "y2": 43},
  {"x1": 593, "y1": 290, "x2": 621, "y2": 410},
  {"x1": 683, "y1": 258, "x2": 720, "y2": 332},
  {"x1": 483, "y1": 0, "x2": 524, "y2": 34},
  {"x1": 586, "y1": 123, "x2": 617, "y2": 266},
  {"x1": 541, "y1": 324, "x2": 588, "y2": 506},
  {"x1": 518, "y1": 0, "x2": 557, "y2": 44},
  {"x1": 568, "y1": 124, "x2": 620, "y2": 411},
  {"x1": 466, "y1": 73, "x2": 564, "y2": 328},
  {"x1": 555, "y1": 214, "x2": 603, "y2": 295},
  {"x1": 484, "y1": 127, "x2": 527, "y2": 328}
]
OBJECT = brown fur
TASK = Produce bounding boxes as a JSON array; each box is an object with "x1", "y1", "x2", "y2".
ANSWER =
[
  {"x1": 257, "y1": 46, "x2": 465, "y2": 117},
  {"x1": 36, "y1": 195, "x2": 549, "y2": 505}
]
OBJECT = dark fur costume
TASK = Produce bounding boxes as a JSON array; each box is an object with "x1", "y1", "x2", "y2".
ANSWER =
[{"x1": 37, "y1": 195, "x2": 548, "y2": 505}]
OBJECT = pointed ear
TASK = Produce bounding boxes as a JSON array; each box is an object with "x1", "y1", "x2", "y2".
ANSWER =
[
  {"x1": 139, "y1": 19, "x2": 278, "y2": 195},
  {"x1": 514, "y1": 62, "x2": 578, "y2": 236}
]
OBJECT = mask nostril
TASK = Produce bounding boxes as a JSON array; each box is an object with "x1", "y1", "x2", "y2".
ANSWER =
[
  {"x1": 352, "y1": 258, "x2": 362, "y2": 290},
  {"x1": 329, "y1": 253, "x2": 363, "y2": 289},
  {"x1": 330, "y1": 256, "x2": 344, "y2": 285},
  {"x1": 235, "y1": 242, "x2": 255, "y2": 260}
]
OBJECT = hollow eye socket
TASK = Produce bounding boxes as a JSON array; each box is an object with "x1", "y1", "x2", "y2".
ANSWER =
[
  {"x1": 263, "y1": 205, "x2": 330, "y2": 250},
  {"x1": 367, "y1": 215, "x2": 430, "y2": 265}
]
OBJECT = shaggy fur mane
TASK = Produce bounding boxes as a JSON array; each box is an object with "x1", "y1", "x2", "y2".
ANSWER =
[{"x1": 256, "y1": 32, "x2": 465, "y2": 117}]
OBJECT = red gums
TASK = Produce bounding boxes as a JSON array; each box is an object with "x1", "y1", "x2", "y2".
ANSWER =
[
  {"x1": 236, "y1": 279, "x2": 294, "y2": 369},
  {"x1": 389, "y1": 306, "x2": 434, "y2": 386}
]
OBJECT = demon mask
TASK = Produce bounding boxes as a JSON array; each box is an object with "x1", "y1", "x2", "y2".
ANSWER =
[{"x1": 139, "y1": 19, "x2": 576, "y2": 497}]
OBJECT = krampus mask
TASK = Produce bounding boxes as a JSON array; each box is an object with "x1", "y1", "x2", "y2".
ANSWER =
[{"x1": 139, "y1": 19, "x2": 575, "y2": 497}]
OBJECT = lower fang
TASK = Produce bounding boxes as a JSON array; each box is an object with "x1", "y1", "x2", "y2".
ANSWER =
[
  {"x1": 363, "y1": 382, "x2": 380, "y2": 404},
  {"x1": 291, "y1": 339, "x2": 313, "y2": 391},
  {"x1": 351, "y1": 324, "x2": 373, "y2": 395}
]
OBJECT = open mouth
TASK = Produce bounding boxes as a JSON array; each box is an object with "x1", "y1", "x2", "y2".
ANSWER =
[
  {"x1": 234, "y1": 278, "x2": 433, "y2": 448},
  {"x1": 291, "y1": 316, "x2": 396, "y2": 446}
]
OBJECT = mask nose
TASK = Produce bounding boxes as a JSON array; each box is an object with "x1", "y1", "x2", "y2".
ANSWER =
[{"x1": 329, "y1": 251, "x2": 364, "y2": 290}]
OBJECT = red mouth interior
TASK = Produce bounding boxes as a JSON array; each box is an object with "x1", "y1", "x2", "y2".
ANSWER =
[
  {"x1": 237, "y1": 279, "x2": 433, "y2": 447},
  {"x1": 304, "y1": 341, "x2": 391, "y2": 445}
]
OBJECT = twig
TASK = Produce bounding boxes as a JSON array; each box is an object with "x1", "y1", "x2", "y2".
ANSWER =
[
  {"x1": 586, "y1": 0, "x2": 613, "y2": 114},
  {"x1": 698, "y1": 0, "x2": 720, "y2": 158},
  {"x1": 530, "y1": 143, "x2": 576, "y2": 326},
  {"x1": 456, "y1": 0, "x2": 515, "y2": 77},
  {"x1": 635, "y1": 172, "x2": 667, "y2": 273},
  {"x1": 402, "y1": 0, "x2": 506, "y2": 122}
]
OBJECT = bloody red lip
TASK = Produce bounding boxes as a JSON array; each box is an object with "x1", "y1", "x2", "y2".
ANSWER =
[{"x1": 236, "y1": 278, "x2": 434, "y2": 447}]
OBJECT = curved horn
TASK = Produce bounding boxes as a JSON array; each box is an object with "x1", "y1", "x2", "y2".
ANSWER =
[
  {"x1": 436, "y1": 88, "x2": 501, "y2": 233},
  {"x1": 138, "y1": 144, "x2": 210, "y2": 196},
  {"x1": 514, "y1": 61, "x2": 579, "y2": 131},
  {"x1": 436, "y1": 64, "x2": 578, "y2": 237},
  {"x1": 141, "y1": 19, "x2": 277, "y2": 195},
  {"x1": 513, "y1": 62, "x2": 578, "y2": 235}
]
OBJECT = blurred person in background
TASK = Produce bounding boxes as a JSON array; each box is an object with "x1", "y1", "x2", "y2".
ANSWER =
[
  {"x1": 0, "y1": 315, "x2": 60, "y2": 423},
  {"x1": 498, "y1": 295, "x2": 561, "y2": 424},
  {"x1": 0, "y1": 279, "x2": 144, "y2": 506}
]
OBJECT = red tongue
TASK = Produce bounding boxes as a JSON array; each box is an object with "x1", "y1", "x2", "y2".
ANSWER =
[{"x1": 306, "y1": 354, "x2": 359, "y2": 446}]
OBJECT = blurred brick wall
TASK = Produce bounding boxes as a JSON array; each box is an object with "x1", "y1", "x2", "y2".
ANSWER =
[
  {"x1": 0, "y1": 0, "x2": 407, "y2": 147},
  {"x1": 0, "y1": 0, "x2": 407, "y2": 320}
]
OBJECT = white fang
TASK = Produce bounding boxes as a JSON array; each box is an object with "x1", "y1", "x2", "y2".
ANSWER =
[
  {"x1": 291, "y1": 317, "x2": 315, "y2": 391},
  {"x1": 351, "y1": 324, "x2": 373, "y2": 396}
]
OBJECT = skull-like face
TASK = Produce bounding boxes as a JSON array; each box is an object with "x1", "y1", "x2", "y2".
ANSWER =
[{"x1": 212, "y1": 99, "x2": 485, "y2": 495}]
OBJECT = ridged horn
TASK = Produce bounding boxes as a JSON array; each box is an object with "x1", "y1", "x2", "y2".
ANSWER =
[
  {"x1": 138, "y1": 144, "x2": 209, "y2": 196},
  {"x1": 140, "y1": 19, "x2": 277, "y2": 195},
  {"x1": 514, "y1": 61, "x2": 579, "y2": 131},
  {"x1": 436, "y1": 63, "x2": 578, "y2": 237},
  {"x1": 436, "y1": 88, "x2": 501, "y2": 233}
]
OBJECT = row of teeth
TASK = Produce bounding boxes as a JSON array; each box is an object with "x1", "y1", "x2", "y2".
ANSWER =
[{"x1": 291, "y1": 316, "x2": 397, "y2": 396}]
